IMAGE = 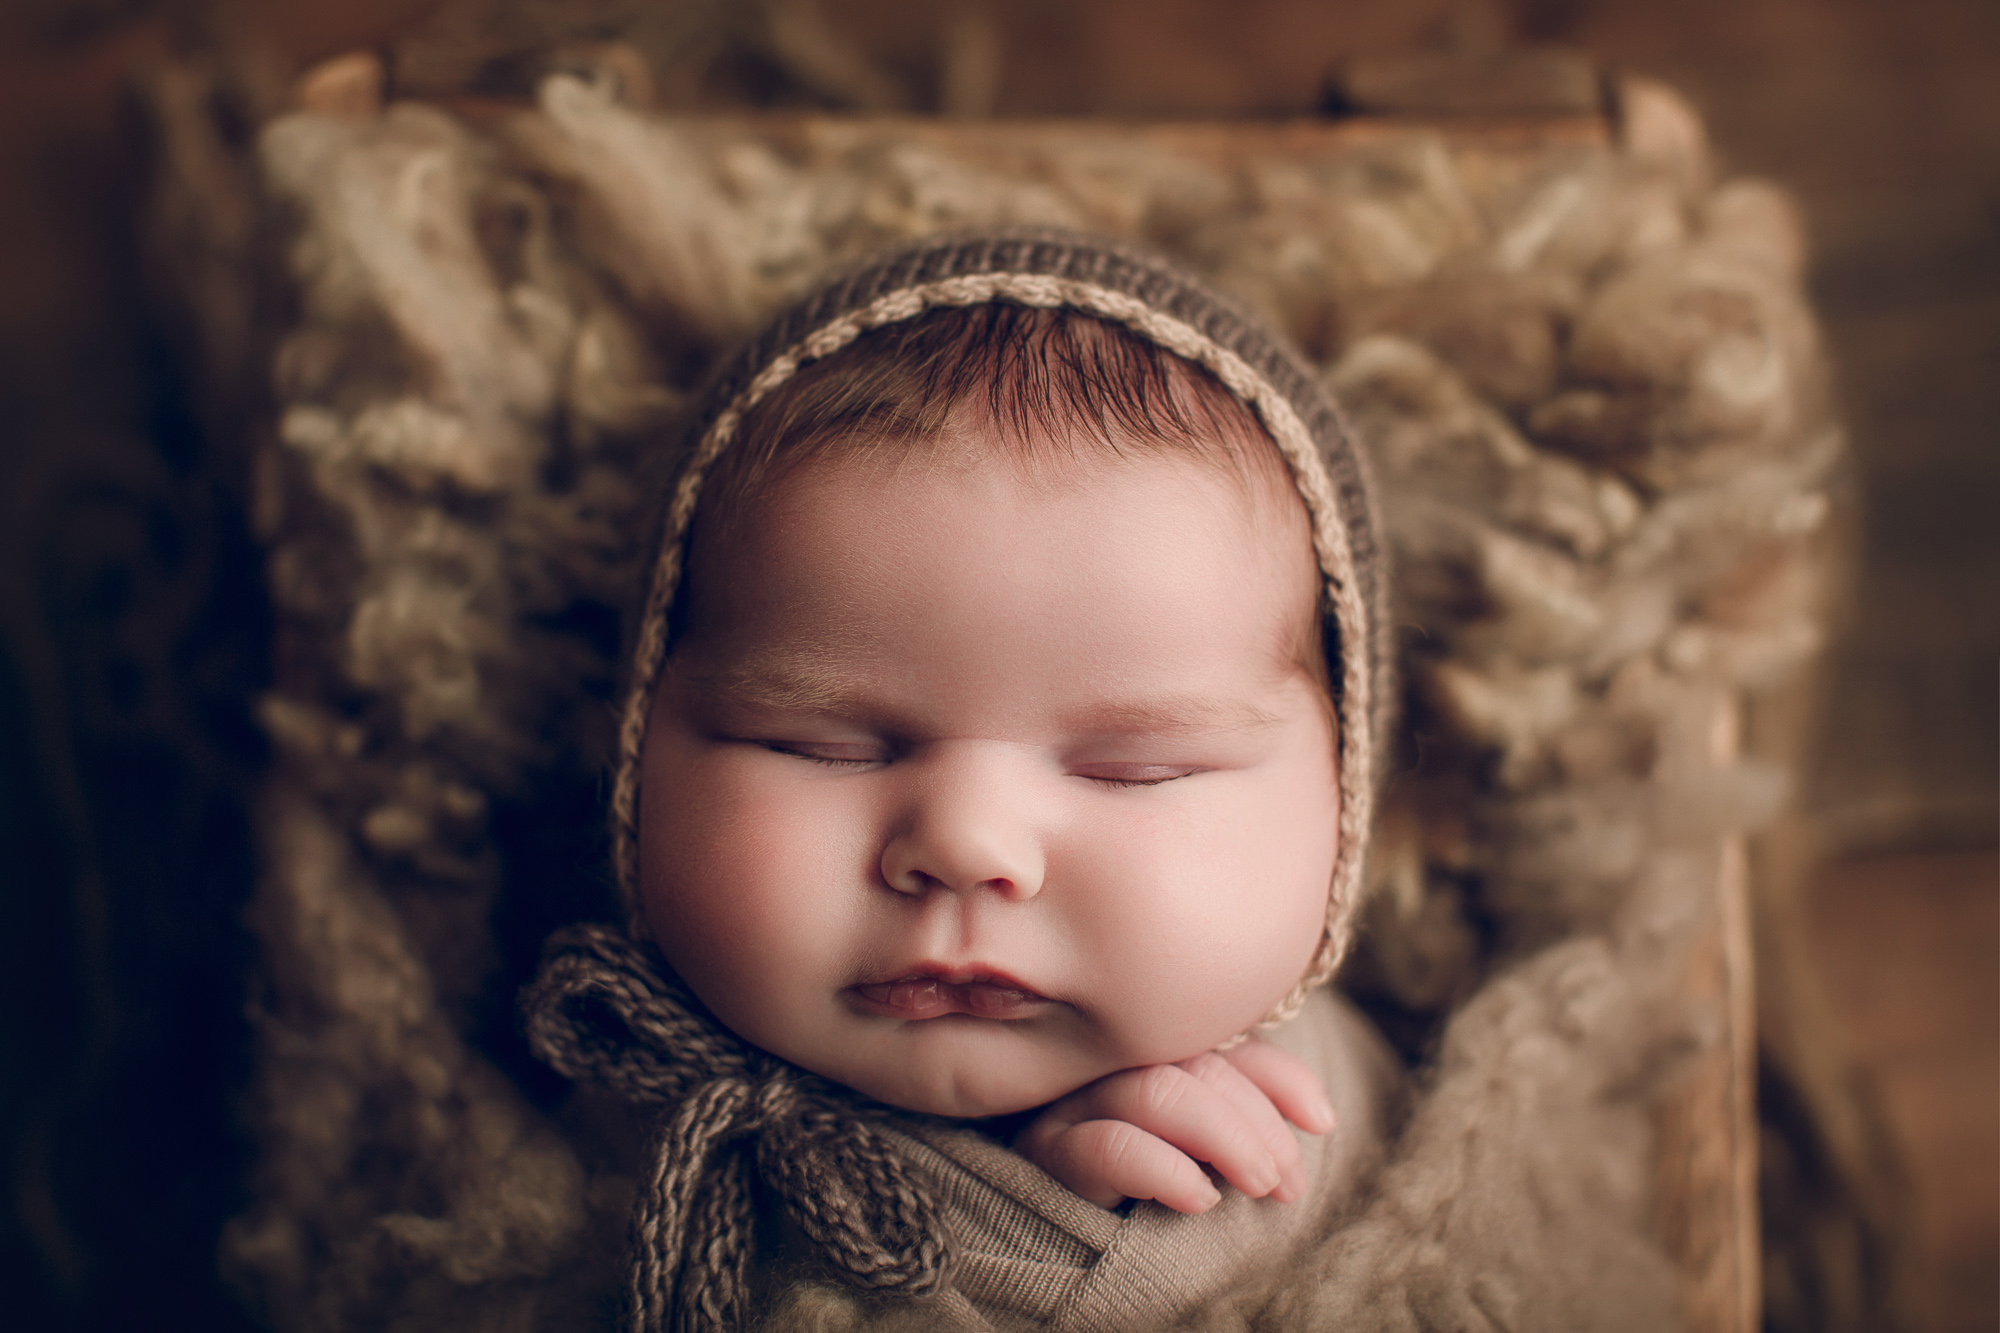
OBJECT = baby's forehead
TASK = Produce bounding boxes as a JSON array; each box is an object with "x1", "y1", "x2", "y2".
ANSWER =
[
  {"x1": 717, "y1": 415, "x2": 1312, "y2": 568},
  {"x1": 671, "y1": 424, "x2": 1331, "y2": 700}
]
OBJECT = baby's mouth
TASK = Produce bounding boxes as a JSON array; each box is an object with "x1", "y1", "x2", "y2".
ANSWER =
[{"x1": 853, "y1": 971, "x2": 1050, "y2": 1020}]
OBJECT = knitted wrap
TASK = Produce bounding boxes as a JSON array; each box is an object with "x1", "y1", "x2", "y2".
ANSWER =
[
  {"x1": 611, "y1": 227, "x2": 1391, "y2": 1016},
  {"x1": 524, "y1": 924, "x2": 957, "y2": 1333}
]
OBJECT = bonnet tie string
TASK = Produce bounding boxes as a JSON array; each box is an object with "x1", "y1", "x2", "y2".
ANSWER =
[{"x1": 523, "y1": 924, "x2": 956, "y2": 1333}]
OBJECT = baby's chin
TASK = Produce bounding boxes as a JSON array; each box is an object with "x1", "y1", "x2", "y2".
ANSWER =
[
  {"x1": 796, "y1": 1032, "x2": 1107, "y2": 1119},
  {"x1": 840, "y1": 1071, "x2": 1071, "y2": 1119}
]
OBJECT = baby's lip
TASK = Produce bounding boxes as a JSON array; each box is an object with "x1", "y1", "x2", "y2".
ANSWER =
[{"x1": 850, "y1": 965, "x2": 1052, "y2": 1020}]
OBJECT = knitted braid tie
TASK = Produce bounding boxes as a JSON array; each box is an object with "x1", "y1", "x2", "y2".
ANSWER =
[{"x1": 523, "y1": 924, "x2": 956, "y2": 1333}]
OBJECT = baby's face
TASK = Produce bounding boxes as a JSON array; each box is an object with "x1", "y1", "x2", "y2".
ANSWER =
[{"x1": 638, "y1": 422, "x2": 1340, "y2": 1117}]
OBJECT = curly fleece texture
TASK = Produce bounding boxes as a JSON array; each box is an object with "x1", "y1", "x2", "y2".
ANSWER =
[{"x1": 140, "y1": 57, "x2": 1840, "y2": 1330}]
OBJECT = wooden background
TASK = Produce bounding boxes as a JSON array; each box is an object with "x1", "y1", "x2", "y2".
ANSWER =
[{"x1": 1, "y1": 1, "x2": 1991, "y2": 1329}]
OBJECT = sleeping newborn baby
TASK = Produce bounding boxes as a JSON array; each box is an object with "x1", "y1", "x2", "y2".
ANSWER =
[{"x1": 527, "y1": 230, "x2": 1403, "y2": 1333}]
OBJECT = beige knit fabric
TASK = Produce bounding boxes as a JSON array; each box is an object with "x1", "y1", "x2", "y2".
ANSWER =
[{"x1": 754, "y1": 986, "x2": 1403, "y2": 1333}]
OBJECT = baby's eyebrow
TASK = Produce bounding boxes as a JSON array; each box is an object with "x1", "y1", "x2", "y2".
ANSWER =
[
  {"x1": 674, "y1": 660, "x2": 866, "y2": 715},
  {"x1": 1064, "y1": 695, "x2": 1286, "y2": 739}
]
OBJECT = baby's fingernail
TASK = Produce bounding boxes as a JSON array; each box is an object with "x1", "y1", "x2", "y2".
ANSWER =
[
  {"x1": 1194, "y1": 1184, "x2": 1222, "y2": 1211},
  {"x1": 1303, "y1": 1094, "x2": 1336, "y2": 1134}
]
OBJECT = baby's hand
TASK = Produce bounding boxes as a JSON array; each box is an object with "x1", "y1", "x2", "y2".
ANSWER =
[{"x1": 1014, "y1": 1038, "x2": 1335, "y2": 1214}]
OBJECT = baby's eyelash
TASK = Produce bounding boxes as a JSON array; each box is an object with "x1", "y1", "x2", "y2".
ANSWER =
[
  {"x1": 1079, "y1": 767, "x2": 1199, "y2": 788},
  {"x1": 761, "y1": 742, "x2": 882, "y2": 768}
]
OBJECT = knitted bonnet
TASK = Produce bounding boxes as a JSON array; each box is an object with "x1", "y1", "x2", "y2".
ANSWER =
[{"x1": 611, "y1": 226, "x2": 1391, "y2": 1007}]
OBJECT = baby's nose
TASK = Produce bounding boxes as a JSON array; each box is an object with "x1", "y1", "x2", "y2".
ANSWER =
[{"x1": 878, "y1": 755, "x2": 1045, "y2": 900}]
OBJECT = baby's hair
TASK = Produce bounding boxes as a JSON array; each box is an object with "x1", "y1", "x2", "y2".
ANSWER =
[{"x1": 697, "y1": 300, "x2": 1293, "y2": 518}]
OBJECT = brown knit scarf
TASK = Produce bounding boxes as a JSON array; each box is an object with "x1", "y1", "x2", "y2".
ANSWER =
[{"x1": 523, "y1": 924, "x2": 956, "y2": 1333}]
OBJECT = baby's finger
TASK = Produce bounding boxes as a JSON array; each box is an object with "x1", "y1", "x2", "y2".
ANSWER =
[
  {"x1": 1177, "y1": 1051, "x2": 1306, "y2": 1201},
  {"x1": 1221, "y1": 1037, "x2": 1336, "y2": 1136},
  {"x1": 1037, "y1": 1118, "x2": 1222, "y2": 1214},
  {"x1": 1081, "y1": 1063, "x2": 1285, "y2": 1200}
]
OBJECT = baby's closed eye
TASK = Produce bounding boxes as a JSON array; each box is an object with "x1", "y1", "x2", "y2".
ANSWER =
[{"x1": 1069, "y1": 763, "x2": 1205, "y2": 788}]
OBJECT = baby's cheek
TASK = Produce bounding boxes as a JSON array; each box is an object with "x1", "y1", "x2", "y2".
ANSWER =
[
  {"x1": 1233, "y1": 787, "x2": 1340, "y2": 970},
  {"x1": 649, "y1": 788, "x2": 812, "y2": 939},
  {"x1": 640, "y1": 760, "x2": 766, "y2": 953},
  {"x1": 1199, "y1": 786, "x2": 1332, "y2": 969},
  {"x1": 1047, "y1": 811, "x2": 1310, "y2": 1061},
  {"x1": 643, "y1": 754, "x2": 888, "y2": 1020}
]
